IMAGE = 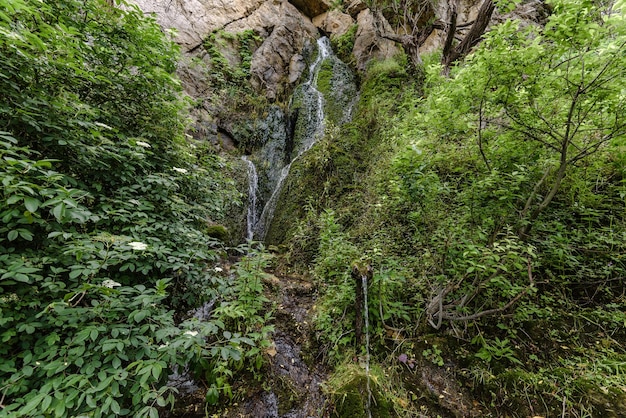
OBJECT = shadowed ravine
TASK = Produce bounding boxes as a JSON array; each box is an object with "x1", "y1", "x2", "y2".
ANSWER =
[
  {"x1": 167, "y1": 270, "x2": 328, "y2": 417},
  {"x1": 225, "y1": 272, "x2": 327, "y2": 418}
]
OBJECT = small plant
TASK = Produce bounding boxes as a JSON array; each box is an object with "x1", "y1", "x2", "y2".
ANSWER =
[
  {"x1": 422, "y1": 344, "x2": 444, "y2": 367},
  {"x1": 473, "y1": 336, "x2": 522, "y2": 366}
]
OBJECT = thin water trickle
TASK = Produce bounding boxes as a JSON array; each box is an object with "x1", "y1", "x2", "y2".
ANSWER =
[
  {"x1": 242, "y1": 156, "x2": 259, "y2": 240},
  {"x1": 254, "y1": 37, "x2": 332, "y2": 241},
  {"x1": 362, "y1": 274, "x2": 372, "y2": 418}
]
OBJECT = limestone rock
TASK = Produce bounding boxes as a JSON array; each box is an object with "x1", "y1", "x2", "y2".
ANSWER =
[
  {"x1": 131, "y1": 0, "x2": 318, "y2": 101},
  {"x1": 345, "y1": 0, "x2": 367, "y2": 18},
  {"x1": 353, "y1": 9, "x2": 399, "y2": 71},
  {"x1": 312, "y1": 10, "x2": 355, "y2": 38},
  {"x1": 129, "y1": 0, "x2": 265, "y2": 51},
  {"x1": 225, "y1": 1, "x2": 319, "y2": 100},
  {"x1": 288, "y1": 0, "x2": 331, "y2": 18}
]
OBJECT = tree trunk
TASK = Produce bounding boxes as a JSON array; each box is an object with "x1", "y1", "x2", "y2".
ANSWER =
[{"x1": 442, "y1": 0, "x2": 495, "y2": 74}]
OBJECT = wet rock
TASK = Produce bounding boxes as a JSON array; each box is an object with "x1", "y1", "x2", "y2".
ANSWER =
[{"x1": 222, "y1": 272, "x2": 328, "y2": 418}]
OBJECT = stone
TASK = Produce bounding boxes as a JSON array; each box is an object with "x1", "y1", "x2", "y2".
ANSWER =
[
  {"x1": 288, "y1": 0, "x2": 331, "y2": 18},
  {"x1": 131, "y1": 0, "x2": 318, "y2": 101},
  {"x1": 352, "y1": 9, "x2": 399, "y2": 71},
  {"x1": 232, "y1": 2, "x2": 317, "y2": 99},
  {"x1": 312, "y1": 10, "x2": 355, "y2": 38},
  {"x1": 288, "y1": 54, "x2": 307, "y2": 83},
  {"x1": 129, "y1": 0, "x2": 266, "y2": 51},
  {"x1": 345, "y1": 0, "x2": 367, "y2": 18}
]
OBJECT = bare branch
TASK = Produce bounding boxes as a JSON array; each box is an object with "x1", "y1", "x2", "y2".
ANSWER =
[{"x1": 441, "y1": 257, "x2": 534, "y2": 323}]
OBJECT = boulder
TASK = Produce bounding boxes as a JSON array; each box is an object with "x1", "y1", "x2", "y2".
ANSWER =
[
  {"x1": 312, "y1": 10, "x2": 355, "y2": 38},
  {"x1": 288, "y1": 0, "x2": 331, "y2": 18},
  {"x1": 345, "y1": 0, "x2": 367, "y2": 18},
  {"x1": 353, "y1": 9, "x2": 399, "y2": 71}
]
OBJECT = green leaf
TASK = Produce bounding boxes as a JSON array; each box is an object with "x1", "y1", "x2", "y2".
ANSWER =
[
  {"x1": 111, "y1": 399, "x2": 121, "y2": 415},
  {"x1": 18, "y1": 229, "x2": 34, "y2": 241},
  {"x1": 41, "y1": 395, "x2": 52, "y2": 412},
  {"x1": 52, "y1": 202, "x2": 65, "y2": 221},
  {"x1": 206, "y1": 386, "x2": 219, "y2": 405},
  {"x1": 7, "y1": 195, "x2": 21, "y2": 205},
  {"x1": 151, "y1": 363, "x2": 162, "y2": 380},
  {"x1": 7, "y1": 230, "x2": 18, "y2": 241},
  {"x1": 134, "y1": 310, "x2": 148, "y2": 323},
  {"x1": 68, "y1": 269, "x2": 83, "y2": 279},
  {"x1": 24, "y1": 196, "x2": 40, "y2": 213},
  {"x1": 20, "y1": 393, "x2": 45, "y2": 415}
]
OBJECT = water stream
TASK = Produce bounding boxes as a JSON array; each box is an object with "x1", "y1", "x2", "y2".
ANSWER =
[
  {"x1": 362, "y1": 274, "x2": 372, "y2": 418},
  {"x1": 242, "y1": 156, "x2": 259, "y2": 241},
  {"x1": 248, "y1": 37, "x2": 333, "y2": 241}
]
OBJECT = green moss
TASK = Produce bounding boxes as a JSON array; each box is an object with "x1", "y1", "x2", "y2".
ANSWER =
[
  {"x1": 330, "y1": 370, "x2": 394, "y2": 418},
  {"x1": 265, "y1": 58, "x2": 417, "y2": 247},
  {"x1": 331, "y1": 24, "x2": 358, "y2": 66},
  {"x1": 316, "y1": 60, "x2": 333, "y2": 98},
  {"x1": 205, "y1": 224, "x2": 230, "y2": 241}
]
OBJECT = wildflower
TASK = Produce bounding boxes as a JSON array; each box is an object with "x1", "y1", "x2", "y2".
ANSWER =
[
  {"x1": 94, "y1": 122, "x2": 113, "y2": 130},
  {"x1": 136, "y1": 141, "x2": 151, "y2": 148},
  {"x1": 128, "y1": 241, "x2": 148, "y2": 251},
  {"x1": 172, "y1": 167, "x2": 188, "y2": 174},
  {"x1": 214, "y1": 267, "x2": 223, "y2": 273},
  {"x1": 102, "y1": 279, "x2": 122, "y2": 288},
  {"x1": 184, "y1": 330, "x2": 198, "y2": 337}
]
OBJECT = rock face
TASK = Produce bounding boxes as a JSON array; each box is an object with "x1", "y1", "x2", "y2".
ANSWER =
[
  {"x1": 345, "y1": 0, "x2": 367, "y2": 18},
  {"x1": 353, "y1": 9, "x2": 399, "y2": 71},
  {"x1": 130, "y1": 0, "x2": 266, "y2": 52},
  {"x1": 313, "y1": 10, "x2": 355, "y2": 38},
  {"x1": 131, "y1": 0, "x2": 318, "y2": 101}
]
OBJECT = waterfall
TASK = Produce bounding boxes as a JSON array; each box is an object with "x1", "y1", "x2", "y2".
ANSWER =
[
  {"x1": 242, "y1": 156, "x2": 259, "y2": 240},
  {"x1": 252, "y1": 37, "x2": 333, "y2": 241},
  {"x1": 362, "y1": 274, "x2": 372, "y2": 418}
]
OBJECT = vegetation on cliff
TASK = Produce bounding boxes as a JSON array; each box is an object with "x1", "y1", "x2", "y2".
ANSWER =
[{"x1": 282, "y1": 0, "x2": 626, "y2": 416}]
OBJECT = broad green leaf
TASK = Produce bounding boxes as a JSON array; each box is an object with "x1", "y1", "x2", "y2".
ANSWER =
[{"x1": 24, "y1": 196, "x2": 40, "y2": 212}]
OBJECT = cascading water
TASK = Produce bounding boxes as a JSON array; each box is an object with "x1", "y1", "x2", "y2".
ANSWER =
[
  {"x1": 252, "y1": 37, "x2": 333, "y2": 241},
  {"x1": 362, "y1": 274, "x2": 372, "y2": 418},
  {"x1": 242, "y1": 156, "x2": 259, "y2": 240}
]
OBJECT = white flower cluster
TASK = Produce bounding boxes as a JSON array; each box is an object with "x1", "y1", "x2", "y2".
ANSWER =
[
  {"x1": 94, "y1": 122, "x2": 113, "y2": 130},
  {"x1": 184, "y1": 330, "x2": 198, "y2": 337},
  {"x1": 102, "y1": 279, "x2": 122, "y2": 288},
  {"x1": 135, "y1": 141, "x2": 151, "y2": 148},
  {"x1": 172, "y1": 167, "x2": 188, "y2": 174},
  {"x1": 128, "y1": 241, "x2": 148, "y2": 251}
]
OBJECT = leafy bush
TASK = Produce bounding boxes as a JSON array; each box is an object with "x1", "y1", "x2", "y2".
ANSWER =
[
  {"x1": 0, "y1": 0, "x2": 268, "y2": 416},
  {"x1": 295, "y1": 0, "x2": 626, "y2": 415}
]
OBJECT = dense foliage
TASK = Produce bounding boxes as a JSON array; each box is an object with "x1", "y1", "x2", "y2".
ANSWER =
[
  {"x1": 0, "y1": 0, "x2": 270, "y2": 416},
  {"x1": 284, "y1": 0, "x2": 626, "y2": 415}
]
